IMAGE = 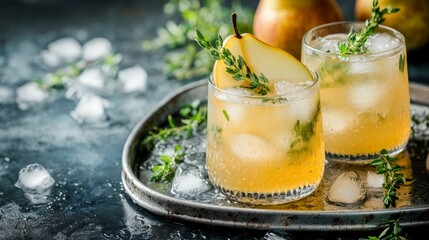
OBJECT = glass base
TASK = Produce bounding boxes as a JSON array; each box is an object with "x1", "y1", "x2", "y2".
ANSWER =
[
  {"x1": 215, "y1": 184, "x2": 318, "y2": 205},
  {"x1": 325, "y1": 143, "x2": 407, "y2": 164}
]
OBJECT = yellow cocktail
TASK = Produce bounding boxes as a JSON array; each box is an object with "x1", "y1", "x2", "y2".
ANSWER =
[
  {"x1": 302, "y1": 22, "x2": 410, "y2": 162},
  {"x1": 206, "y1": 70, "x2": 324, "y2": 205}
]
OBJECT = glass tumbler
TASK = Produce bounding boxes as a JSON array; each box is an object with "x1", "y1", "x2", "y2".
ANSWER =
[
  {"x1": 301, "y1": 22, "x2": 410, "y2": 163},
  {"x1": 205, "y1": 68, "x2": 325, "y2": 205}
]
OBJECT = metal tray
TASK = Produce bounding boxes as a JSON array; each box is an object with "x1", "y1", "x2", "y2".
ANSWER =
[{"x1": 122, "y1": 79, "x2": 429, "y2": 231}]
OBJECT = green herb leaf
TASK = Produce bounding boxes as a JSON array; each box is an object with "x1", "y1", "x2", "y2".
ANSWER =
[
  {"x1": 195, "y1": 29, "x2": 270, "y2": 95},
  {"x1": 143, "y1": 0, "x2": 254, "y2": 81},
  {"x1": 142, "y1": 100, "x2": 207, "y2": 150},
  {"x1": 337, "y1": 0, "x2": 399, "y2": 57},
  {"x1": 149, "y1": 145, "x2": 185, "y2": 182},
  {"x1": 370, "y1": 149, "x2": 408, "y2": 208},
  {"x1": 288, "y1": 102, "x2": 320, "y2": 154}
]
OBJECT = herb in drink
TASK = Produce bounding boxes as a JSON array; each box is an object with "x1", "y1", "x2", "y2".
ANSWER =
[
  {"x1": 195, "y1": 13, "x2": 270, "y2": 95},
  {"x1": 337, "y1": 0, "x2": 399, "y2": 58},
  {"x1": 288, "y1": 102, "x2": 320, "y2": 154}
]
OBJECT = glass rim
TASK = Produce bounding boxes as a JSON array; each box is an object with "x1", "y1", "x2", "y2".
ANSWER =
[
  {"x1": 302, "y1": 21, "x2": 406, "y2": 59},
  {"x1": 208, "y1": 66, "x2": 319, "y2": 102}
]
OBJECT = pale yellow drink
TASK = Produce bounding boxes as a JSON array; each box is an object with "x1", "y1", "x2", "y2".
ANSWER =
[
  {"x1": 302, "y1": 22, "x2": 410, "y2": 162},
  {"x1": 206, "y1": 70, "x2": 325, "y2": 205}
]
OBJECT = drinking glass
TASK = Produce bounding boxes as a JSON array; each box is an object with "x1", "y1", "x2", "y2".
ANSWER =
[
  {"x1": 301, "y1": 22, "x2": 410, "y2": 163},
  {"x1": 205, "y1": 68, "x2": 324, "y2": 205}
]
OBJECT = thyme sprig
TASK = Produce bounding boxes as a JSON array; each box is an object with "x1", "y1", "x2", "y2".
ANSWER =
[
  {"x1": 359, "y1": 218, "x2": 407, "y2": 240},
  {"x1": 142, "y1": 100, "x2": 207, "y2": 150},
  {"x1": 149, "y1": 145, "x2": 185, "y2": 182},
  {"x1": 370, "y1": 149, "x2": 407, "y2": 208},
  {"x1": 338, "y1": 0, "x2": 399, "y2": 58},
  {"x1": 195, "y1": 30, "x2": 270, "y2": 95}
]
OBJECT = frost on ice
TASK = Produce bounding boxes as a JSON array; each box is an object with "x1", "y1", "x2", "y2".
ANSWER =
[
  {"x1": 78, "y1": 68, "x2": 105, "y2": 89},
  {"x1": 70, "y1": 93, "x2": 109, "y2": 124},
  {"x1": 171, "y1": 163, "x2": 211, "y2": 198},
  {"x1": 16, "y1": 82, "x2": 49, "y2": 110},
  {"x1": 328, "y1": 171, "x2": 367, "y2": 206},
  {"x1": 118, "y1": 65, "x2": 148, "y2": 93},
  {"x1": 366, "y1": 171, "x2": 384, "y2": 188},
  {"x1": 47, "y1": 37, "x2": 82, "y2": 63},
  {"x1": 82, "y1": 38, "x2": 112, "y2": 62},
  {"x1": 15, "y1": 163, "x2": 55, "y2": 204}
]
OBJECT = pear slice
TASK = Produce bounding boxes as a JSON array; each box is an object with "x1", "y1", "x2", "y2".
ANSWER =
[{"x1": 213, "y1": 33, "x2": 313, "y2": 93}]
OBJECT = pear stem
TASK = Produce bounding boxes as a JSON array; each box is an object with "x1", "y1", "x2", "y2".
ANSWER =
[{"x1": 231, "y1": 12, "x2": 242, "y2": 39}]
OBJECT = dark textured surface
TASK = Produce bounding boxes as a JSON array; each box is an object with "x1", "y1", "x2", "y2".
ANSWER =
[{"x1": 0, "y1": 0, "x2": 428, "y2": 239}]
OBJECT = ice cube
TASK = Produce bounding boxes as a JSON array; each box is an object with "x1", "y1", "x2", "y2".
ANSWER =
[
  {"x1": 82, "y1": 38, "x2": 112, "y2": 62},
  {"x1": 70, "y1": 93, "x2": 108, "y2": 124},
  {"x1": 328, "y1": 171, "x2": 367, "y2": 205},
  {"x1": 78, "y1": 68, "x2": 105, "y2": 89},
  {"x1": 171, "y1": 164, "x2": 211, "y2": 197},
  {"x1": 316, "y1": 33, "x2": 348, "y2": 53},
  {"x1": 118, "y1": 65, "x2": 148, "y2": 93},
  {"x1": 47, "y1": 37, "x2": 82, "y2": 62},
  {"x1": 365, "y1": 33, "x2": 401, "y2": 54},
  {"x1": 348, "y1": 81, "x2": 385, "y2": 111},
  {"x1": 263, "y1": 231, "x2": 295, "y2": 240},
  {"x1": 366, "y1": 171, "x2": 384, "y2": 188},
  {"x1": 16, "y1": 82, "x2": 49, "y2": 110},
  {"x1": 321, "y1": 106, "x2": 354, "y2": 134},
  {"x1": 0, "y1": 86, "x2": 14, "y2": 104},
  {"x1": 15, "y1": 163, "x2": 55, "y2": 204},
  {"x1": 274, "y1": 80, "x2": 313, "y2": 95},
  {"x1": 230, "y1": 134, "x2": 281, "y2": 161},
  {"x1": 39, "y1": 49, "x2": 62, "y2": 68}
]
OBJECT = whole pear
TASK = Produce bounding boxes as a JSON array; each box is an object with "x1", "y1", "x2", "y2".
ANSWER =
[
  {"x1": 355, "y1": 0, "x2": 429, "y2": 51},
  {"x1": 253, "y1": 0, "x2": 343, "y2": 60}
]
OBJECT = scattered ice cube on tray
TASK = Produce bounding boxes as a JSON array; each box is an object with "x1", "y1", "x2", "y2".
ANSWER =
[
  {"x1": 366, "y1": 171, "x2": 384, "y2": 188},
  {"x1": 328, "y1": 171, "x2": 367, "y2": 205},
  {"x1": 70, "y1": 93, "x2": 109, "y2": 124},
  {"x1": 78, "y1": 68, "x2": 105, "y2": 89},
  {"x1": 365, "y1": 33, "x2": 401, "y2": 54},
  {"x1": 170, "y1": 164, "x2": 211, "y2": 198},
  {"x1": 83, "y1": 38, "x2": 112, "y2": 62},
  {"x1": 118, "y1": 65, "x2": 148, "y2": 93},
  {"x1": 15, "y1": 163, "x2": 55, "y2": 204},
  {"x1": 16, "y1": 82, "x2": 49, "y2": 110},
  {"x1": 47, "y1": 37, "x2": 82, "y2": 62}
]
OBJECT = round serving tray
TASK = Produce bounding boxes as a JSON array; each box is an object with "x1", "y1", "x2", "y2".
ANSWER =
[{"x1": 122, "y1": 79, "x2": 429, "y2": 231}]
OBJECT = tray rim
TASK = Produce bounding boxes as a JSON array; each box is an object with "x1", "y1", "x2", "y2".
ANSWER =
[{"x1": 122, "y1": 79, "x2": 429, "y2": 230}]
